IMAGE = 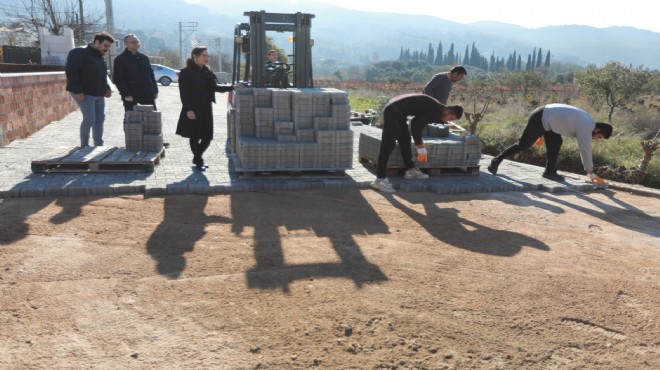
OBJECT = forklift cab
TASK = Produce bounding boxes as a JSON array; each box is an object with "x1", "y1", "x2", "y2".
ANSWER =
[{"x1": 232, "y1": 11, "x2": 315, "y2": 88}]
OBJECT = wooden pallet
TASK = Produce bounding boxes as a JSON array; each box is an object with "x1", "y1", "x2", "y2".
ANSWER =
[
  {"x1": 359, "y1": 156, "x2": 479, "y2": 177},
  {"x1": 31, "y1": 146, "x2": 165, "y2": 173},
  {"x1": 230, "y1": 154, "x2": 348, "y2": 178},
  {"x1": 237, "y1": 169, "x2": 347, "y2": 179}
]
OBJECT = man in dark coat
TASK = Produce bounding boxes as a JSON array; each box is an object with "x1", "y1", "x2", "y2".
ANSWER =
[
  {"x1": 65, "y1": 32, "x2": 115, "y2": 147},
  {"x1": 112, "y1": 34, "x2": 159, "y2": 111}
]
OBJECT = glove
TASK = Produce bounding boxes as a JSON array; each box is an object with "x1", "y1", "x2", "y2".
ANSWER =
[
  {"x1": 416, "y1": 144, "x2": 428, "y2": 162},
  {"x1": 589, "y1": 173, "x2": 607, "y2": 188},
  {"x1": 534, "y1": 136, "x2": 544, "y2": 147}
]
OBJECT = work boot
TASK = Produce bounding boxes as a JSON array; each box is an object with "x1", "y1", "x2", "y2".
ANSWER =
[
  {"x1": 488, "y1": 158, "x2": 502, "y2": 174},
  {"x1": 542, "y1": 170, "x2": 565, "y2": 181}
]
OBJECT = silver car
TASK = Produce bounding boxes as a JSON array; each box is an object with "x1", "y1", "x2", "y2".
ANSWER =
[{"x1": 151, "y1": 64, "x2": 179, "y2": 86}]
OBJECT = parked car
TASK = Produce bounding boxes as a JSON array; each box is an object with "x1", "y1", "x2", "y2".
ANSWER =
[{"x1": 151, "y1": 64, "x2": 179, "y2": 86}]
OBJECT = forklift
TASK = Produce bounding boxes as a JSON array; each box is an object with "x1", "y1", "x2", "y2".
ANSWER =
[{"x1": 232, "y1": 11, "x2": 315, "y2": 88}]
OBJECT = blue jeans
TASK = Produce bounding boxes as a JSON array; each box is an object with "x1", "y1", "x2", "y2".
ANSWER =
[{"x1": 71, "y1": 93, "x2": 105, "y2": 147}]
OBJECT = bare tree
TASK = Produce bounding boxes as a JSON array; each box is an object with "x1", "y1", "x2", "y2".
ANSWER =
[{"x1": 8, "y1": 0, "x2": 105, "y2": 44}]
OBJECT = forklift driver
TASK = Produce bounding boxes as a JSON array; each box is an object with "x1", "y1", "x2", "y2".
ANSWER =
[{"x1": 265, "y1": 50, "x2": 290, "y2": 88}]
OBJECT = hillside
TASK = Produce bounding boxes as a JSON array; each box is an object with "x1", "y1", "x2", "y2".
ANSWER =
[
  {"x1": 2, "y1": 0, "x2": 659, "y2": 68},
  {"x1": 109, "y1": 0, "x2": 660, "y2": 69}
]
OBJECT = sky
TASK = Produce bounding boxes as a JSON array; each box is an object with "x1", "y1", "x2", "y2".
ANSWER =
[{"x1": 305, "y1": 0, "x2": 660, "y2": 34}]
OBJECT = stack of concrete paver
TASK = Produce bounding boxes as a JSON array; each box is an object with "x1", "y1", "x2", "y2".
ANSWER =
[
  {"x1": 123, "y1": 105, "x2": 163, "y2": 153},
  {"x1": 229, "y1": 88, "x2": 353, "y2": 171},
  {"x1": 358, "y1": 125, "x2": 481, "y2": 168}
]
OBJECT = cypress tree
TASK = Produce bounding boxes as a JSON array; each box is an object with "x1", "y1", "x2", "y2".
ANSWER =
[
  {"x1": 446, "y1": 43, "x2": 455, "y2": 65},
  {"x1": 435, "y1": 41, "x2": 443, "y2": 65},
  {"x1": 427, "y1": 43, "x2": 435, "y2": 64}
]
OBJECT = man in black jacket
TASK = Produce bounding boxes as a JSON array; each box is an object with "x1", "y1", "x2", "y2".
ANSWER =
[
  {"x1": 371, "y1": 94, "x2": 464, "y2": 193},
  {"x1": 65, "y1": 32, "x2": 115, "y2": 147},
  {"x1": 112, "y1": 34, "x2": 159, "y2": 111}
]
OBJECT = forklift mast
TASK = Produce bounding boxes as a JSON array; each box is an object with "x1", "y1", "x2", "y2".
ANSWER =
[{"x1": 232, "y1": 11, "x2": 315, "y2": 88}]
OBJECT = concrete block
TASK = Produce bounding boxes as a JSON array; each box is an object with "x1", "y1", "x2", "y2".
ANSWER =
[
  {"x1": 144, "y1": 111, "x2": 162, "y2": 123},
  {"x1": 143, "y1": 133, "x2": 163, "y2": 152},
  {"x1": 143, "y1": 121, "x2": 162, "y2": 134},
  {"x1": 134, "y1": 105, "x2": 155, "y2": 112},
  {"x1": 125, "y1": 111, "x2": 143, "y2": 123}
]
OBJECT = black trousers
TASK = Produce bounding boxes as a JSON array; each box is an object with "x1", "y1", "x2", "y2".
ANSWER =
[
  {"x1": 376, "y1": 106, "x2": 415, "y2": 178},
  {"x1": 189, "y1": 138, "x2": 211, "y2": 163},
  {"x1": 495, "y1": 107, "x2": 563, "y2": 172}
]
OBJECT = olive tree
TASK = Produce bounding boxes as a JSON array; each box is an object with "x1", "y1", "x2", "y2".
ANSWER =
[
  {"x1": 575, "y1": 61, "x2": 650, "y2": 122},
  {"x1": 502, "y1": 70, "x2": 547, "y2": 100},
  {"x1": 643, "y1": 70, "x2": 660, "y2": 99}
]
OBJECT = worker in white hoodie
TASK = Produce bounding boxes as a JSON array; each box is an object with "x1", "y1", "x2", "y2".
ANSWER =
[{"x1": 487, "y1": 104, "x2": 613, "y2": 186}]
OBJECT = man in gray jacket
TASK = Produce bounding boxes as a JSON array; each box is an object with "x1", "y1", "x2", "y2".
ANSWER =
[
  {"x1": 487, "y1": 104, "x2": 612, "y2": 184},
  {"x1": 422, "y1": 65, "x2": 467, "y2": 105}
]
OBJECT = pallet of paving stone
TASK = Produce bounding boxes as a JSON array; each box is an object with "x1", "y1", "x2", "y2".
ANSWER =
[
  {"x1": 31, "y1": 146, "x2": 165, "y2": 173},
  {"x1": 358, "y1": 156, "x2": 479, "y2": 177}
]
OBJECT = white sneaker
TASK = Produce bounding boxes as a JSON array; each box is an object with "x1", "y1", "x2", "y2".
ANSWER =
[
  {"x1": 371, "y1": 178, "x2": 396, "y2": 193},
  {"x1": 404, "y1": 167, "x2": 429, "y2": 180}
]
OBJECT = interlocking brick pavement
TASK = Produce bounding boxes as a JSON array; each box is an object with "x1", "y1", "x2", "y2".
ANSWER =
[{"x1": 1, "y1": 84, "x2": 657, "y2": 198}]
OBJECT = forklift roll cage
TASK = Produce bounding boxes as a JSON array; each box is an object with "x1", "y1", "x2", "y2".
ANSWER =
[{"x1": 232, "y1": 11, "x2": 315, "y2": 88}]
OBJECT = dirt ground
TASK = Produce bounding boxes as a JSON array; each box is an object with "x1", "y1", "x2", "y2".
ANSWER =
[{"x1": 0, "y1": 189, "x2": 658, "y2": 369}]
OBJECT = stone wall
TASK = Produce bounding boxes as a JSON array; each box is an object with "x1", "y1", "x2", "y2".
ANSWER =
[{"x1": 0, "y1": 72, "x2": 77, "y2": 147}]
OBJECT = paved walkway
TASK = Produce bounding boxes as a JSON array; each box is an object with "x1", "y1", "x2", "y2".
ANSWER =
[{"x1": 1, "y1": 85, "x2": 657, "y2": 198}]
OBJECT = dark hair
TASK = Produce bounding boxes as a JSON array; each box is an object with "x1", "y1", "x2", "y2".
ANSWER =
[
  {"x1": 595, "y1": 122, "x2": 613, "y2": 138},
  {"x1": 450, "y1": 65, "x2": 467, "y2": 75},
  {"x1": 185, "y1": 46, "x2": 210, "y2": 69},
  {"x1": 447, "y1": 105, "x2": 464, "y2": 119},
  {"x1": 93, "y1": 32, "x2": 115, "y2": 44}
]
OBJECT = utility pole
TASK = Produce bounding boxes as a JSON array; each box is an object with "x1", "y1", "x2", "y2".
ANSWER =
[
  {"x1": 104, "y1": 0, "x2": 115, "y2": 78},
  {"x1": 104, "y1": 0, "x2": 114, "y2": 35},
  {"x1": 214, "y1": 37, "x2": 222, "y2": 72},
  {"x1": 77, "y1": 1, "x2": 85, "y2": 44},
  {"x1": 178, "y1": 22, "x2": 198, "y2": 68}
]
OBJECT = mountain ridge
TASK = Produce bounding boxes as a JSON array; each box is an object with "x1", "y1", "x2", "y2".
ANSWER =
[
  {"x1": 2, "y1": 0, "x2": 658, "y2": 69},
  {"x1": 113, "y1": 0, "x2": 660, "y2": 69}
]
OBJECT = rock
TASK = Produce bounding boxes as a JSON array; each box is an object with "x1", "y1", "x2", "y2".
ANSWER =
[{"x1": 344, "y1": 323, "x2": 352, "y2": 336}]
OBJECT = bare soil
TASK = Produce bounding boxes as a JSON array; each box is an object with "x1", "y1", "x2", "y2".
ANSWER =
[{"x1": 0, "y1": 189, "x2": 658, "y2": 369}]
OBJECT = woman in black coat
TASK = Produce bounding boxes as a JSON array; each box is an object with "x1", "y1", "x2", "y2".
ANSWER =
[{"x1": 176, "y1": 46, "x2": 235, "y2": 171}]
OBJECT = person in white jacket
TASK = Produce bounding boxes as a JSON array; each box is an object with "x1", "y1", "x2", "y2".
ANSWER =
[{"x1": 487, "y1": 104, "x2": 613, "y2": 185}]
